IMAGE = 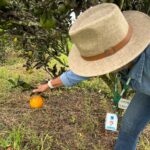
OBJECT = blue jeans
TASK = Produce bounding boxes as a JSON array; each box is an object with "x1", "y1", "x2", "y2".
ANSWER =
[{"x1": 115, "y1": 92, "x2": 150, "y2": 150}]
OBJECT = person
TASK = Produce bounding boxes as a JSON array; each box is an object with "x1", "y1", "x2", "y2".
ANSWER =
[{"x1": 32, "y1": 3, "x2": 150, "y2": 150}]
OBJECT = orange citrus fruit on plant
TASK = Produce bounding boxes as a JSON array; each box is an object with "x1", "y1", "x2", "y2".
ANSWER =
[{"x1": 29, "y1": 95, "x2": 44, "y2": 108}]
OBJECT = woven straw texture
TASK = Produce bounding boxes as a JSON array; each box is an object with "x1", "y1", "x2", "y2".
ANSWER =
[{"x1": 68, "y1": 3, "x2": 150, "y2": 77}]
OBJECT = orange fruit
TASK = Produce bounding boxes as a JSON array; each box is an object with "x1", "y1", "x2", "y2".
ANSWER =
[{"x1": 29, "y1": 95, "x2": 44, "y2": 108}]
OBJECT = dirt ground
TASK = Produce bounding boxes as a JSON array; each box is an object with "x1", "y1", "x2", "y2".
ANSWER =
[
  {"x1": 0, "y1": 88, "x2": 150, "y2": 150},
  {"x1": 0, "y1": 87, "x2": 119, "y2": 150}
]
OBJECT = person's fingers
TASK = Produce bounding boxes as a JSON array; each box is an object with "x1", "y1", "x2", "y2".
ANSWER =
[
  {"x1": 32, "y1": 84, "x2": 48, "y2": 93},
  {"x1": 32, "y1": 89, "x2": 40, "y2": 93}
]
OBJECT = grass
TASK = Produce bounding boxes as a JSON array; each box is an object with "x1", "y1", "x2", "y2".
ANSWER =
[
  {"x1": 0, "y1": 125, "x2": 23, "y2": 150},
  {"x1": 0, "y1": 54, "x2": 47, "y2": 92},
  {"x1": 0, "y1": 125, "x2": 54, "y2": 150},
  {"x1": 0, "y1": 51, "x2": 150, "y2": 150}
]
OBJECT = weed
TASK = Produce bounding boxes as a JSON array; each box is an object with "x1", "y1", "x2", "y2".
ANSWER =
[
  {"x1": 0, "y1": 126, "x2": 24, "y2": 150},
  {"x1": 40, "y1": 134, "x2": 53, "y2": 150}
]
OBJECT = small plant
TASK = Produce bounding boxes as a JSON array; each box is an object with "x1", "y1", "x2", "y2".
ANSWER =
[
  {"x1": 40, "y1": 134, "x2": 53, "y2": 150},
  {"x1": 0, "y1": 126, "x2": 24, "y2": 150},
  {"x1": 8, "y1": 76, "x2": 34, "y2": 91}
]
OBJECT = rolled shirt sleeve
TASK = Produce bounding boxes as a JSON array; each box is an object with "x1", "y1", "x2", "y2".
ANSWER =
[{"x1": 60, "y1": 70, "x2": 89, "y2": 87}]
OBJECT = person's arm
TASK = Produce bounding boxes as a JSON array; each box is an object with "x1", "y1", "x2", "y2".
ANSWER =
[{"x1": 32, "y1": 70, "x2": 89, "y2": 93}]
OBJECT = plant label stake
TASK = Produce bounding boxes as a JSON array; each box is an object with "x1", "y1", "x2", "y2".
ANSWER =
[
  {"x1": 118, "y1": 98, "x2": 131, "y2": 109},
  {"x1": 113, "y1": 75, "x2": 131, "y2": 107},
  {"x1": 105, "y1": 113, "x2": 118, "y2": 131},
  {"x1": 105, "y1": 75, "x2": 131, "y2": 131}
]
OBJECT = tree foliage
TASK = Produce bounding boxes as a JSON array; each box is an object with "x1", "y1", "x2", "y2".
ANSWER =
[{"x1": 0, "y1": 0, "x2": 150, "y2": 79}]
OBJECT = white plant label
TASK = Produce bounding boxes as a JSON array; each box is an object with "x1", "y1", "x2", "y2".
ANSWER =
[
  {"x1": 105, "y1": 113, "x2": 118, "y2": 131},
  {"x1": 118, "y1": 98, "x2": 131, "y2": 110}
]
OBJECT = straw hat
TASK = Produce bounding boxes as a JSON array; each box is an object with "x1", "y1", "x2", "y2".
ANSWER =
[{"x1": 68, "y1": 3, "x2": 150, "y2": 77}]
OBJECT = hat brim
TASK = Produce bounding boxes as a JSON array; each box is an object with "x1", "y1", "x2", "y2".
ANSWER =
[{"x1": 68, "y1": 11, "x2": 150, "y2": 77}]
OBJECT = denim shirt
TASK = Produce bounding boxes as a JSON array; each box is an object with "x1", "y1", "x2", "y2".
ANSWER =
[
  {"x1": 60, "y1": 44, "x2": 150, "y2": 96},
  {"x1": 128, "y1": 44, "x2": 150, "y2": 95}
]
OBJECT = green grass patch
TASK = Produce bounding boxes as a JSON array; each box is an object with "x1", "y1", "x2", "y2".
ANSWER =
[
  {"x1": 0, "y1": 125, "x2": 23, "y2": 150},
  {"x1": 0, "y1": 55, "x2": 48, "y2": 100}
]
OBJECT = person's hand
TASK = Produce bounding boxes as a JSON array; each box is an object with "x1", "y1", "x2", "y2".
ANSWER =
[{"x1": 32, "y1": 83, "x2": 49, "y2": 93}]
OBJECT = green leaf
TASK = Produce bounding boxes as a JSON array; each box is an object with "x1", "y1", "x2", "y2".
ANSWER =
[{"x1": 8, "y1": 79, "x2": 16, "y2": 86}]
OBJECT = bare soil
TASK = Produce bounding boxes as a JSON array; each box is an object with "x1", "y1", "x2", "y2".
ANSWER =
[
  {"x1": 0, "y1": 88, "x2": 119, "y2": 150},
  {"x1": 0, "y1": 88, "x2": 149, "y2": 150}
]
